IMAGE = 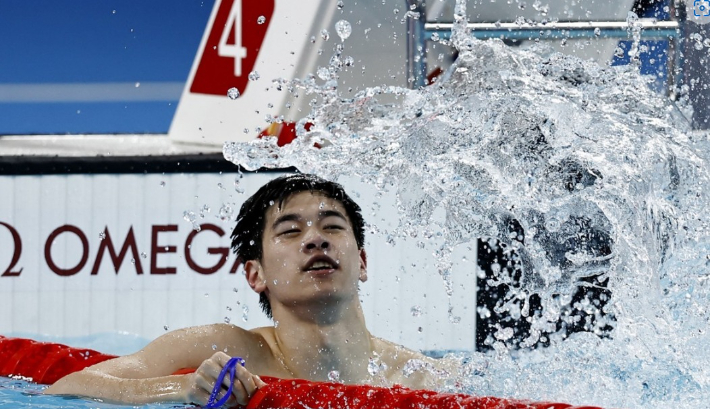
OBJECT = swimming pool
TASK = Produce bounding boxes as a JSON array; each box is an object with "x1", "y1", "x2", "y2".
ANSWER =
[{"x1": 4, "y1": 1, "x2": 710, "y2": 408}]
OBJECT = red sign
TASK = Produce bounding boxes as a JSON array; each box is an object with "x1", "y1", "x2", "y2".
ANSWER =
[{"x1": 190, "y1": 0, "x2": 275, "y2": 97}]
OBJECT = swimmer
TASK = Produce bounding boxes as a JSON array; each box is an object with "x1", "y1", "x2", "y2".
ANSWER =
[{"x1": 45, "y1": 174, "x2": 453, "y2": 406}]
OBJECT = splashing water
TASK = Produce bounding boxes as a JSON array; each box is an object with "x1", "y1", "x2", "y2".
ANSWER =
[{"x1": 224, "y1": 1, "x2": 710, "y2": 408}]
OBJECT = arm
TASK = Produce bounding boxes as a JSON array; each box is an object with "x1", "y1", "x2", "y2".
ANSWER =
[
  {"x1": 45, "y1": 364, "x2": 185, "y2": 404},
  {"x1": 374, "y1": 337, "x2": 460, "y2": 391},
  {"x1": 44, "y1": 324, "x2": 265, "y2": 405}
]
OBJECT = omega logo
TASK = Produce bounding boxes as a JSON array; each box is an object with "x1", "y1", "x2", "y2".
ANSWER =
[
  {"x1": 1, "y1": 222, "x2": 239, "y2": 277},
  {"x1": 0, "y1": 222, "x2": 23, "y2": 277}
]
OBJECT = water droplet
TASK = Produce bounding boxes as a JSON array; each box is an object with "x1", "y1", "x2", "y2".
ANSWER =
[
  {"x1": 335, "y1": 20, "x2": 352, "y2": 41},
  {"x1": 160, "y1": 181, "x2": 166, "y2": 187},
  {"x1": 368, "y1": 357, "x2": 381, "y2": 375},
  {"x1": 219, "y1": 204, "x2": 233, "y2": 221},
  {"x1": 224, "y1": 317, "x2": 231, "y2": 324},
  {"x1": 140, "y1": 252, "x2": 147, "y2": 259},
  {"x1": 212, "y1": 344, "x2": 218, "y2": 351},
  {"x1": 545, "y1": 217, "x2": 560, "y2": 232},
  {"x1": 337, "y1": 1, "x2": 344, "y2": 9},
  {"x1": 410, "y1": 305, "x2": 422, "y2": 317},
  {"x1": 227, "y1": 87, "x2": 240, "y2": 100},
  {"x1": 495, "y1": 327, "x2": 514, "y2": 341},
  {"x1": 257, "y1": 15, "x2": 266, "y2": 24},
  {"x1": 431, "y1": 32, "x2": 440, "y2": 42},
  {"x1": 234, "y1": 177, "x2": 245, "y2": 193},
  {"x1": 402, "y1": 359, "x2": 425, "y2": 377},
  {"x1": 328, "y1": 370, "x2": 341, "y2": 382},
  {"x1": 134, "y1": 82, "x2": 140, "y2": 88},
  {"x1": 321, "y1": 29, "x2": 330, "y2": 41},
  {"x1": 164, "y1": 325, "x2": 169, "y2": 331},
  {"x1": 317, "y1": 66, "x2": 330, "y2": 80},
  {"x1": 183, "y1": 211, "x2": 201, "y2": 231},
  {"x1": 242, "y1": 305, "x2": 249, "y2": 322},
  {"x1": 248, "y1": 71, "x2": 260, "y2": 81},
  {"x1": 99, "y1": 231, "x2": 106, "y2": 240}
]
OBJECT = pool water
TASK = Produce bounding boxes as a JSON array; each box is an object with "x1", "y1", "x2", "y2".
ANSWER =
[{"x1": 0, "y1": 377, "x2": 192, "y2": 409}]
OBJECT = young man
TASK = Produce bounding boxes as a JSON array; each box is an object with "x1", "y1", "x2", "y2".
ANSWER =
[{"x1": 46, "y1": 174, "x2": 449, "y2": 406}]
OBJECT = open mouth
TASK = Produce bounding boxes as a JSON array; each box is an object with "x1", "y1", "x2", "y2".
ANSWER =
[{"x1": 303, "y1": 257, "x2": 337, "y2": 273}]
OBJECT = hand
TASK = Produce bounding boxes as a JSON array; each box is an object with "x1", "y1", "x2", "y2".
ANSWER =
[{"x1": 181, "y1": 351, "x2": 266, "y2": 407}]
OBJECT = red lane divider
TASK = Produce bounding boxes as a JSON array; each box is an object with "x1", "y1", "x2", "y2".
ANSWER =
[
  {"x1": 0, "y1": 336, "x2": 116, "y2": 385},
  {"x1": 247, "y1": 377, "x2": 605, "y2": 409},
  {"x1": 0, "y1": 336, "x2": 606, "y2": 409}
]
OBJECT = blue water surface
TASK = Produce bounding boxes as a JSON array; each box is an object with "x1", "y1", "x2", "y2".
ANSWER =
[{"x1": 0, "y1": 376, "x2": 192, "y2": 409}]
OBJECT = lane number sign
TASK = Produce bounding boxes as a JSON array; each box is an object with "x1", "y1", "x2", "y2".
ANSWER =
[{"x1": 190, "y1": 0, "x2": 274, "y2": 97}]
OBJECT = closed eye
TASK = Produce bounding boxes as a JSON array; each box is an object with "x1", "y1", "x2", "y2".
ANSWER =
[
  {"x1": 325, "y1": 225, "x2": 345, "y2": 230},
  {"x1": 280, "y1": 229, "x2": 301, "y2": 235}
]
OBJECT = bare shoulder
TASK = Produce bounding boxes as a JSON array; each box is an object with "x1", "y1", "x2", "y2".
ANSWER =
[
  {"x1": 372, "y1": 337, "x2": 456, "y2": 391},
  {"x1": 143, "y1": 323, "x2": 250, "y2": 355},
  {"x1": 155, "y1": 323, "x2": 271, "y2": 362}
]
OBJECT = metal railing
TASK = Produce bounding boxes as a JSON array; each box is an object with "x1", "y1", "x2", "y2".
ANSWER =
[
  {"x1": 427, "y1": 20, "x2": 679, "y2": 40},
  {"x1": 405, "y1": 0, "x2": 681, "y2": 89}
]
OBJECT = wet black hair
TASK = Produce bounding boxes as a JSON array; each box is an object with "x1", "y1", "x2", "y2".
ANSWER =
[{"x1": 230, "y1": 173, "x2": 366, "y2": 319}]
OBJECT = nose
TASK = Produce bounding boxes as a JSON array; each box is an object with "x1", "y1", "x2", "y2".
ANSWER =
[{"x1": 303, "y1": 229, "x2": 330, "y2": 251}]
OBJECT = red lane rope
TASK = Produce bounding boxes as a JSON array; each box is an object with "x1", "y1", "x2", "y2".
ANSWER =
[
  {"x1": 247, "y1": 377, "x2": 605, "y2": 409},
  {"x1": 0, "y1": 336, "x2": 606, "y2": 409},
  {"x1": 0, "y1": 336, "x2": 116, "y2": 385}
]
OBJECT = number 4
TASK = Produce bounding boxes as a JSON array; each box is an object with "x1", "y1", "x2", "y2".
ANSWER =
[{"x1": 218, "y1": 0, "x2": 248, "y2": 77}]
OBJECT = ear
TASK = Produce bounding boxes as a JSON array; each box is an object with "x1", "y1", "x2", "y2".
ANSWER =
[
  {"x1": 244, "y1": 259, "x2": 267, "y2": 293},
  {"x1": 358, "y1": 249, "x2": 368, "y2": 282}
]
